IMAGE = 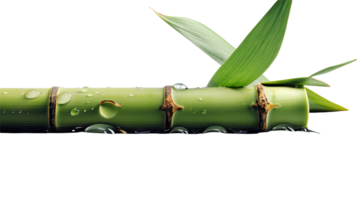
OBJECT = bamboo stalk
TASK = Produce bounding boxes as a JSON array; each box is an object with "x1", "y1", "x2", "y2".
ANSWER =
[{"x1": 0, "y1": 84, "x2": 309, "y2": 133}]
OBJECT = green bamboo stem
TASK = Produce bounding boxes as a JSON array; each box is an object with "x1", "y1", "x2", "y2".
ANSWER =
[{"x1": 0, "y1": 85, "x2": 309, "y2": 133}]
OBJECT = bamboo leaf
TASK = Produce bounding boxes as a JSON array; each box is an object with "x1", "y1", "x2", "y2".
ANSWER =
[
  {"x1": 309, "y1": 59, "x2": 356, "y2": 77},
  {"x1": 207, "y1": 0, "x2": 292, "y2": 87},
  {"x1": 306, "y1": 88, "x2": 348, "y2": 112},
  {"x1": 146, "y1": 5, "x2": 236, "y2": 65},
  {"x1": 262, "y1": 77, "x2": 330, "y2": 87},
  {"x1": 262, "y1": 59, "x2": 356, "y2": 87},
  {"x1": 151, "y1": 8, "x2": 269, "y2": 84}
]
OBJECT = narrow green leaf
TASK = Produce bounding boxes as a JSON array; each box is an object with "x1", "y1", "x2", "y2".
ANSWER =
[
  {"x1": 207, "y1": 0, "x2": 292, "y2": 87},
  {"x1": 146, "y1": 5, "x2": 236, "y2": 65},
  {"x1": 306, "y1": 88, "x2": 348, "y2": 112},
  {"x1": 262, "y1": 77, "x2": 330, "y2": 87},
  {"x1": 262, "y1": 59, "x2": 356, "y2": 87},
  {"x1": 151, "y1": 8, "x2": 269, "y2": 84},
  {"x1": 309, "y1": 59, "x2": 356, "y2": 77}
]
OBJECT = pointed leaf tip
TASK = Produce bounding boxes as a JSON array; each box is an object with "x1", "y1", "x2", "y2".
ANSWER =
[
  {"x1": 309, "y1": 59, "x2": 357, "y2": 77},
  {"x1": 152, "y1": 9, "x2": 236, "y2": 65},
  {"x1": 306, "y1": 87, "x2": 351, "y2": 113},
  {"x1": 146, "y1": 5, "x2": 164, "y2": 15},
  {"x1": 207, "y1": 0, "x2": 292, "y2": 87},
  {"x1": 146, "y1": 5, "x2": 152, "y2": 12}
]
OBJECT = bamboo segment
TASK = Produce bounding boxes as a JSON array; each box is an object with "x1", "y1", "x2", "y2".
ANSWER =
[
  {"x1": 0, "y1": 88, "x2": 51, "y2": 131},
  {"x1": 55, "y1": 87, "x2": 165, "y2": 132},
  {"x1": 263, "y1": 86, "x2": 309, "y2": 130},
  {"x1": 0, "y1": 85, "x2": 309, "y2": 133}
]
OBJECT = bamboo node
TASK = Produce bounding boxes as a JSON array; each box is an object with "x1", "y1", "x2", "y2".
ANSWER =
[
  {"x1": 160, "y1": 86, "x2": 184, "y2": 129},
  {"x1": 252, "y1": 83, "x2": 280, "y2": 131}
]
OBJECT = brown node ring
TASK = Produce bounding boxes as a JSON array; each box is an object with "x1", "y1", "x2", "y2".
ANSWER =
[
  {"x1": 252, "y1": 83, "x2": 280, "y2": 131},
  {"x1": 48, "y1": 86, "x2": 60, "y2": 131},
  {"x1": 160, "y1": 86, "x2": 183, "y2": 130}
]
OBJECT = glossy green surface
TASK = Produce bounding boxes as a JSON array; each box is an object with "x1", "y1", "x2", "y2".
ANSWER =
[
  {"x1": 264, "y1": 86, "x2": 309, "y2": 130},
  {"x1": 0, "y1": 88, "x2": 50, "y2": 127},
  {"x1": 56, "y1": 87, "x2": 164, "y2": 131},
  {"x1": 0, "y1": 86, "x2": 309, "y2": 132}
]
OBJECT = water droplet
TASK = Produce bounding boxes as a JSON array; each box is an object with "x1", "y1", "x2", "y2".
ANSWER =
[
  {"x1": 70, "y1": 107, "x2": 80, "y2": 116},
  {"x1": 72, "y1": 129, "x2": 76, "y2": 132},
  {"x1": 84, "y1": 124, "x2": 118, "y2": 135},
  {"x1": 201, "y1": 110, "x2": 207, "y2": 114},
  {"x1": 91, "y1": 107, "x2": 95, "y2": 110},
  {"x1": 198, "y1": 98, "x2": 203, "y2": 101},
  {"x1": 129, "y1": 94, "x2": 134, "y2": 97},
  {"x1": 202, "y1": 126, "x2": 227, "y2": 134},
  {"x1": 81, "y1": 86, "x2": 90, "y2": 93},
  {"x1": 25, "y1": 90, "x2": 40, "y2": 99},
  {"x1": 87, "y1": 93, "x2": 93, "y2": 97},
  {"x1": 170, "y1": 127, "x2": 189, "y2": 134},
  {"x1": 83, "y1": 109, "x2": 87, "y2": 112},
  {"x1": 99, "y1": 100, "x2": 122, "y2": 119},
  {"x1": 173, "y1": 83, "x2": 187, "y2": 90},
  {"x1": 3, "y1": 92, "x2": 8, "y2": 95},
  {"x1": 57, "y1": 92, "x2": 72, "y2": 105},
  {"x1": 19, "y1": 110, "x2": 22, "y2": 114}
]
